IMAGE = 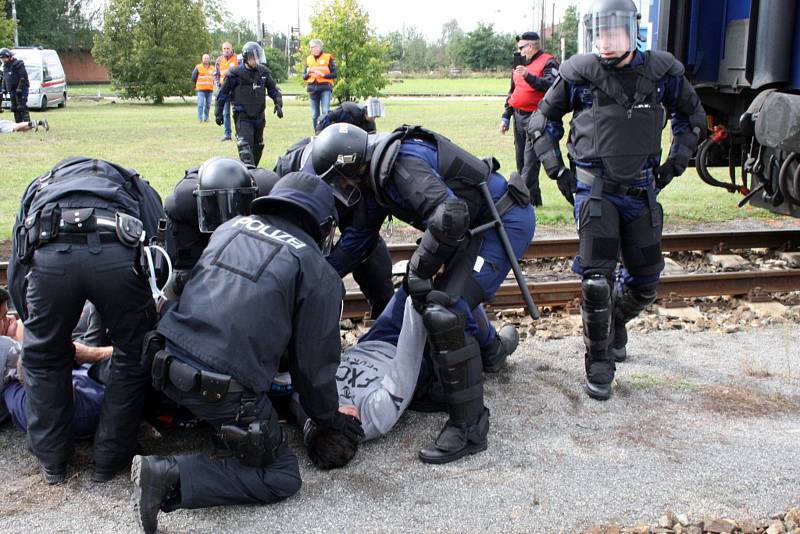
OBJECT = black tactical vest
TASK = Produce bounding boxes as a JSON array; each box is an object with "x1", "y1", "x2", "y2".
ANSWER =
[
  {"x1": 232, "y1": 65, "x2": 269, "y2": 117},
  {"x1": 560, "y1": 51, "x2": 681, "y2": 182},
  {"x1": 368, "y1": 125, "x2": 491, "y2": 225}
]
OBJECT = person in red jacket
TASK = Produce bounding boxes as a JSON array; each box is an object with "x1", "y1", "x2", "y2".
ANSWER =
[{"x1": 499, "y1": 32, "x2": 560, "y2": 206}]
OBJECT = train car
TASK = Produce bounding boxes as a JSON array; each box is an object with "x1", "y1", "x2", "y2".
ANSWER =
[{"x1": 650, "y1": 0, "x2": 800, "y2": 217}]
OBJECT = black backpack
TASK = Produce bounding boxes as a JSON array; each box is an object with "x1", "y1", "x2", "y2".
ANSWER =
[{"x1": 8, "y1": 156, "x2": 164, "y2": 320}]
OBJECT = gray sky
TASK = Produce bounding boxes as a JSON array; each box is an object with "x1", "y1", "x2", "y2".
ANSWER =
[{"x1": 227, "y1": 0, "x2": 578, "y2": 40}]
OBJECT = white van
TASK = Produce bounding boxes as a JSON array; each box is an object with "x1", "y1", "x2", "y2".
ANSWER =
[{"x1": 1, "y1": 47, "x2": 67, "y2": 111}]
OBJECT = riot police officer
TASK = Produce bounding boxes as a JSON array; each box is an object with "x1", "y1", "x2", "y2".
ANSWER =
[
  {"x1": 1, "y1": 48, "x2": 31, "y2": 123},
  {"x1": 163, "y1": 157, "x2": 280, "y2": 297},
  {"x1": 216, "y1": 42, "x2": 283, "y2": 167},
  {"x1": 528, "y1": 0, "x2": 706, "y2": 400},
  {"x1": 132, "y1": 172, "x2": 363, "y2": 534},
  {"x1": 274, "y1": 123, "x2": 393, "y2": 318},
  {"x1": 311, "y1": 123, "x2": 534, "y2": 464},
  {"x1": 8, "y1": 157, "x2": 163, "y2": 484}
]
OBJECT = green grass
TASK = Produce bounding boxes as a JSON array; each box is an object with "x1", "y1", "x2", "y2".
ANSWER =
[
  {"x1": 0, "y1": 98, "x2": 778, "y2": 241},
  {"x1": 67, "y1": 77, "x2": 510, "y2": 97}
]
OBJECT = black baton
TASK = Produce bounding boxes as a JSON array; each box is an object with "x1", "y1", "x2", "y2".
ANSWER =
[{"x1": 470, "y1": 181, "x2": 539, "y2": 320}]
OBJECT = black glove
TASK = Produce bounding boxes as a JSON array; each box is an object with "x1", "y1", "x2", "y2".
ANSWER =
[
  {"x1": 403, "y1": 266, "x2": 434, "y2": 313},
  {"x1": 215, "y1": 115, "x2": 224, "y2": 126},
  {"x1": 655, "y1": 160, "x2": 677, "y2": 190},
  {"x1": 331, "y1": 411, "x2": 365, "y2": 443},
  {"x1": 555, "y1": 168, "x2": 576, "y2": 205},
  {"x1": 274, "y1": 105, "x2": 283, "y2": 119}
]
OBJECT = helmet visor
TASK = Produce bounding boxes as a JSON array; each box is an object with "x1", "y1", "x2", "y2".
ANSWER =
[
  {"x1": 319, "y1": 166, "x2": 362, "y2": 207},
  {"x1": 581, "y1": 10, "x2": 638, "y2": 56},
  {"x1": 196, "y1": 187, "x2": 257, "y2": 233},
  {"x1": 319, "y1": 215, "x2": 337, "y2": 256},
  {"x1": 244, "y1": 46, "x2": 267, "y2": 65}
]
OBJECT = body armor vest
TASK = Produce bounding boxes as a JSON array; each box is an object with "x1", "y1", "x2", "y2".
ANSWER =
[
  {"x1": 561, "y1": 51, "x2": 680, "y2": 183},
  {"x1": 232, "y1": 65, "x2": 269, "y2": 117}
]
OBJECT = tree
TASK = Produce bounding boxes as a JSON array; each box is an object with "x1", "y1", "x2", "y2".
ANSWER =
[
  {"x1": 438, "y1": 19, "x2": 464, "y2": 68},
  {"x1": 10, "y1": 0, "x2": 97, "y2": 50},
  {"x1": 264, "y1": 46, "x2": 288, "y2": 83},
  {"x1": 94, "y1": 0, "x2": 212, "y2": 104},
  {"x1": 209, "y1": 18, "x2": 257, "y2": 53},
  {"x1": 457, "y1": 23, "x2": 514, "y2": 71},
  {"x1": 304, "y1": 0, "x2": 388, "y2": 102},
  {"x1": 0, "y1": 0, "x2": 14, "y2": 48},
  {"x1": 543, "y1": 3, "x2": 579, "y2": 61}
]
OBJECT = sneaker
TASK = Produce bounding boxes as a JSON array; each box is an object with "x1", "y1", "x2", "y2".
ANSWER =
[
  {"x1": 220, "y1": 136, "x2": 232, "y2": 142},
  {"x1": 37, "y1": 119, "x2": 49, "y2": 132}
]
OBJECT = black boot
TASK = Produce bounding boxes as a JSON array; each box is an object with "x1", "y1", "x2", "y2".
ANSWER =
[
  {"x1": 584, "y1": 351, "x2": 614, "y2": 401},
  {"x1": 131, "y1": 455, "x2": 180, "y2": 534},
  {"x1": 480, "y1": 325, "x2": 519, "y2": 373},
  {"x1": 608, "y1": 322, "x2": 628, "y2": 363},
  {"x1": 418, "y1": 408, "x2": 490, "y2": 464},
  {"x1": 584, "y1": 380, "x2": 612, "y2": 401},
  {"x1": 42, "y1": 463, "x2": 67, "y2": 485}
]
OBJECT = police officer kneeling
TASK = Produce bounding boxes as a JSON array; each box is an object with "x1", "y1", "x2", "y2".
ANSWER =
[
  {"x1": 528, "y1": 0, "x2": 705, "y2": 400},
  {"x1": 132, "y1": 171, "x2": 363, "y2": 534}
]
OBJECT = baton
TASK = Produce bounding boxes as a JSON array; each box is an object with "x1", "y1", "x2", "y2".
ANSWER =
[{"x1": 470, "y1": 181, "x2": 539, "y2": 320}]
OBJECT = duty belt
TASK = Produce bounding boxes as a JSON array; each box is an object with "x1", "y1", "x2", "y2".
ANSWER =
[
  {"x1": 576, "y1": 167, "x2": 659, "y2": 227},
  {"x1": 151, "y1": 350, "x2": 247, "y2": 403}
]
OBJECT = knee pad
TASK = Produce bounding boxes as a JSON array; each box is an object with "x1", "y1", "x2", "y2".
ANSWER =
[
  {"x1": 422, "y1": 303, "x2": 467, "y2": 353},
  {"x1": 581, "y1": 273, "x2": 613, "y2": 351},
  {"x1": 614, "y1": 285, "x2": 658, "y2": 325}
]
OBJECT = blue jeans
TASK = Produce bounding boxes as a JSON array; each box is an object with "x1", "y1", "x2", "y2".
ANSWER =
[
  {"x1": 196, "y1": 90, "x2": 212, "y2": 121},
  {"x1": 309, "y1": 89, "x2": 332, "y2": 130}
]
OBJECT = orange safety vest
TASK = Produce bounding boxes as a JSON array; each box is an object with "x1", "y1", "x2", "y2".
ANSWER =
[
  {"x1": 507, "y1": 52, "x2": 554, "y2": 113},
  {"x1": 216, "y1": 55, "x2": 239, "y2": 85},
  {"x1": 195, "y1": 64, "x2": 215, "y2": 91},
  {"x1": 305, "y1": 52, "x2": 334, "y2": 85}
]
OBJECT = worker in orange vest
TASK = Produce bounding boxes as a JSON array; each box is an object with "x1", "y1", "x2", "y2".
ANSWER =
[
  {"x1": 304, "y1": 39, "x2": 337, "y2": 130},
  {"x1": 214, "y1": 42, "x2": 239, "y2": 141},
  {"x1": 499, "y1": 32, "x2": 559, "y2": 206},
  {"x1": 192, "y1": 54, "x2": 215, "y2": 123}
]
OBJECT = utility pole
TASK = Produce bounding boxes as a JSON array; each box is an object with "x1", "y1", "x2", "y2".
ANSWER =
[
  {"x1": 11, "y1": 0, "x2": 18, "y2": 46},
  {"x1": 256, "y1": 0, "x2": 262, "y2": 44}
]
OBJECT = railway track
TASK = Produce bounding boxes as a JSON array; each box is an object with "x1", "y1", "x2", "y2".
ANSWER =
[{"x1": 2, "y1": 229, "x2": 800, "y2": 319}]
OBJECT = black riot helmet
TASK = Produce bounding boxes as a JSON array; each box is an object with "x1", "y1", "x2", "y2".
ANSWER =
[
  {"x1": 241, "y1": 41, "x2": 267, "y2": 68},
  {"x1": 311, "y1": 123, "x2": 369, "y2": 207},
  {"x1": 195, "y1": 157, "x2": 258, "y2": 233},
  {"x1": 582, "y1": 0, "x2": 640, "y2": 67},
  {"x1": 0, "y1": 48, "x2": 12, "y2": 59},
  {"x1": 250, "y1": 172, "x2": 339, "y2": 255},
  {"x1": 249, "y1": 167, "x2": 282, "y2": 197}
]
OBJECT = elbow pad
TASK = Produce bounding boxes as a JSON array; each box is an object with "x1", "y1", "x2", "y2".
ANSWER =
[
  {"x1": 528, "y1": 112, "x2": 565, "y2": 178},
  {"x1": 409, "y1": 198, "x2": 470, "y2": 279}
]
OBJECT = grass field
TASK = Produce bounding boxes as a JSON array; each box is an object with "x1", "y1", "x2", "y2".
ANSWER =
[
  {"x1": 68, "y1": 77, "x2": 510, "y2": 97},
  {"x1": 0, "y1": 97, "x2": 773, "y2": 240}
]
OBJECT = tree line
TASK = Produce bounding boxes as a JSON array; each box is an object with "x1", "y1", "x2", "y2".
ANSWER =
[{"x1": 2, "y1": 0, "x2": 578, "y2": 104}]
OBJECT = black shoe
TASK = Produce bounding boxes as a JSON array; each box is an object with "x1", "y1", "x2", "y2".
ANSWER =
[
  {"x1": 608, "y1": 322, "x2": 628, "y2": 363},
  {"x1": 584, "y1": 380, "x2": 612, "y2": 401},
  {"x1": 220, "y1": 136, "x2": 232, "y2": 142},
  {"x1": 42, "y1": 464, "x2": 67, "y2": 485},
  {"x1": 131, "y1": 455, "x2": 180, "y2": 534},
  {"x1": 481, "y1": 325, "x2": 519, "y2": 373},
  {"x1": 92, "y1": 443, "x2": 143, "y2": 482},
  {"x1": 418, "y1": 408, "x2": 490, "y2": 464}
]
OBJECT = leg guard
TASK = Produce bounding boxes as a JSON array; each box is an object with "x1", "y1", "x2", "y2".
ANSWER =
[
  {"x1": 609, "y1": 284, "x2": 658, "y2": 363},
  {"x1": 237, "y1": 139, "x2": 256, "y2": 168},
  {"x1": 253, "y1": 142, "x2": 265, "y2": 168},
  {"x1": 422, "y1": 301, "x2": 484, "y2": 425},
  {"x1": 581, "y1": 273, "x2": 614, "y2": 386}
]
